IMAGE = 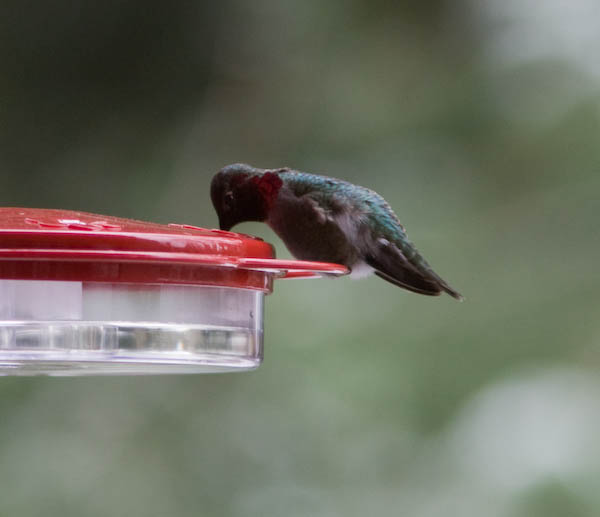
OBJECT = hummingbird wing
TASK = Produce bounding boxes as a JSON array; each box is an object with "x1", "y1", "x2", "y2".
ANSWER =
[
  {"x1": 302, "y1": 189, "x2": 453, "y2": 296},
  {"x1": 365, "y1": 237, "x2": 445, "y2": 296},
  {"x1": 362, "y1": 195, "x2": 464, "y2": 300}
]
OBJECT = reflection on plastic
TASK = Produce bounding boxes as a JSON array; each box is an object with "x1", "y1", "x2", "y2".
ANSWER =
[{"x1": 0, "y1": 280, "x2": 263, "y2": 375}]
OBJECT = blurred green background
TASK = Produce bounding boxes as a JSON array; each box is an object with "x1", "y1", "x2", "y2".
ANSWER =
[{"x1": 1, "y1": 1, "x2": 599, "y2": 515}]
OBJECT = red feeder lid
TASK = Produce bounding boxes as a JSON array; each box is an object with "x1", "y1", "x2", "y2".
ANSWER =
[{"x1": 0, "y1": 208, "x2": 348, "y2": 292}]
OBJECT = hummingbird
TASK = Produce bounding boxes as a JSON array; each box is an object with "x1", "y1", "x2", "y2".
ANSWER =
[{"x1": 211, "y1": 163, "x2": 463, "y2": 300}]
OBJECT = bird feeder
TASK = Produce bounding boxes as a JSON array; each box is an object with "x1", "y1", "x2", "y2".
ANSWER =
[{"x1": 0, "y1": 208, "x2": 347, "y2": 376}]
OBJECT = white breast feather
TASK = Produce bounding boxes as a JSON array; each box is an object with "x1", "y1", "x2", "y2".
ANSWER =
[{"x1": 348, "y1": 261, "x2": 375, "y2": 279}]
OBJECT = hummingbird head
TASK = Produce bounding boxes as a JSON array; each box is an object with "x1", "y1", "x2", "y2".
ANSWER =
[{"x1": 211, "y1": 163, "x2": 282, "y2": 231}]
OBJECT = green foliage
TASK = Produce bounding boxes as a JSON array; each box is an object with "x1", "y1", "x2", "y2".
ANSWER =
[{"x1": 0, "y1": 1, "x2": 599, "y2": 515}]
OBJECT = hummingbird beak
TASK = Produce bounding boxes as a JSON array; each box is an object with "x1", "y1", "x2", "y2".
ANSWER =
[{"x1": 218, "y1": 215, "x2": 233, "y2": 232}]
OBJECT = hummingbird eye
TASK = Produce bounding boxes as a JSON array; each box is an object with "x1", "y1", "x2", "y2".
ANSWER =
[{"x1": 224, "y1": 191, "x2": 234, "y2": 209}]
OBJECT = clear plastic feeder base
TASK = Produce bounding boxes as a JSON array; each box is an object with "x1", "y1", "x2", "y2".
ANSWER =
[{"x1": 0, "y1": 280, "x2": 263, "y2": 376}]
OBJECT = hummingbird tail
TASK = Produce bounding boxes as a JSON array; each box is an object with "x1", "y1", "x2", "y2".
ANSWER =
[
  {"x1": 431, "y1": 275, "x2": 464, "y2": 301},
  {"x1": 366, "y1": 240, "x2": 464, "y2": 301},
  {"x1": 372, "y1": 270, "x2": 443, "y2": 296},
  {"x1": 366, "y1": 253, "x2": 445, "y2": 297}
]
